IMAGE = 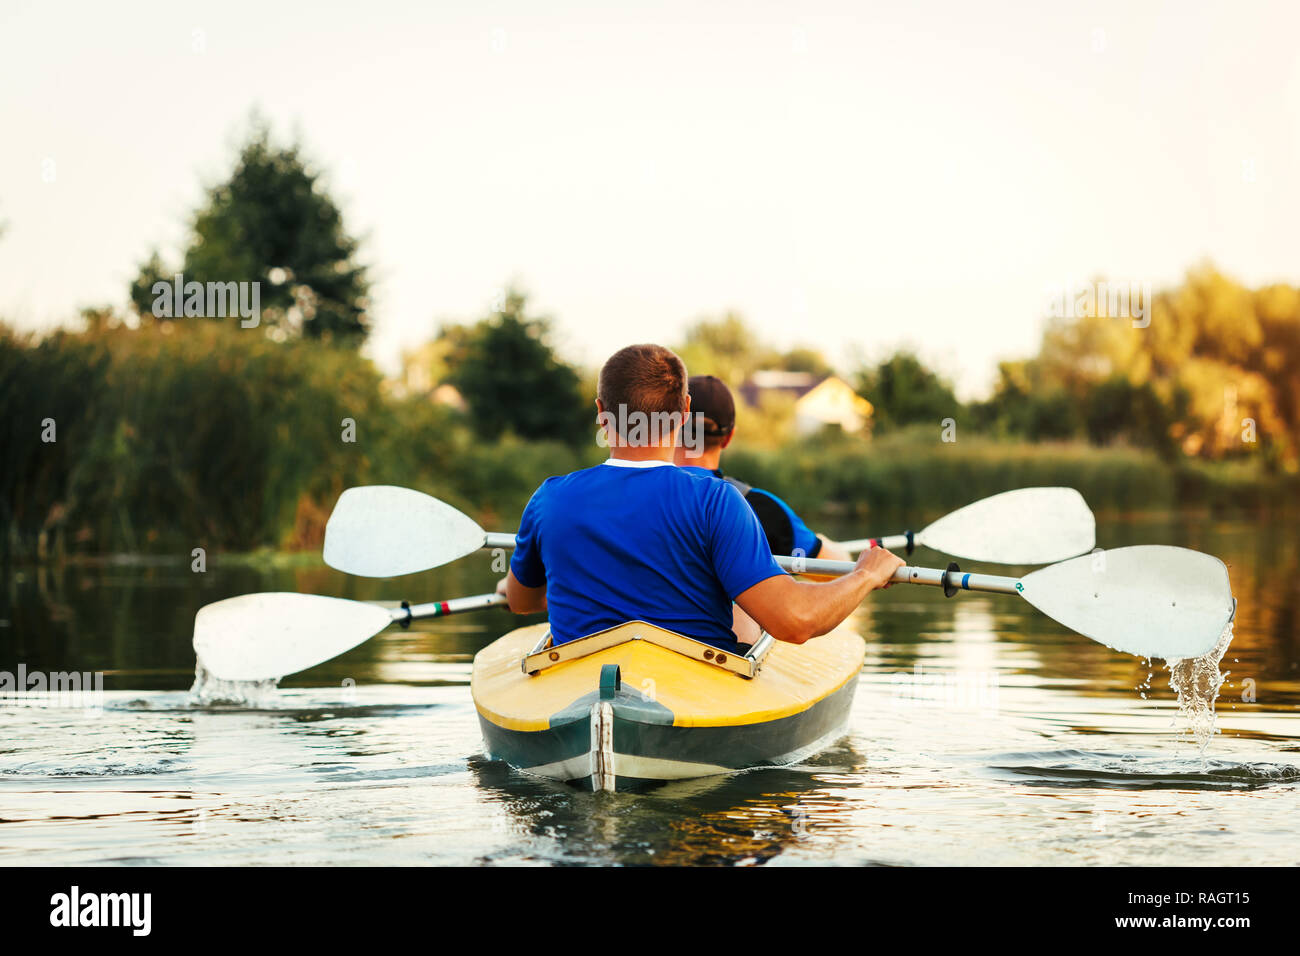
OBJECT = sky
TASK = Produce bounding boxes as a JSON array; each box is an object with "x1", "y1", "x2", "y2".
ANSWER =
[{"x1": 3, "y1": 0, "x2": 1298, "y2": 398}]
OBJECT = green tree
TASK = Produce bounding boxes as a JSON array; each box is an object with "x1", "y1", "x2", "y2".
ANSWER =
[
  {"x1": 983, "y1": 268, "x2": 1300, "y2": 467},
  {"x1": 676, "y1": 313, "x2": 774, "y2": 385},
  {"x1": 854, "y1": 351, "x2": 962, "y2": 431},
  {"x1": 130, "y1": 121, "x2": 370, "y2": 343},
  {"x1": 969, "y1": 360, "x2": 1082, "y2": 441},
  {"x1": 773, "y1": 345, "x2": 834, "y2": 377},
  {"x1": 128, "y1": 251, "x2": 171, "y2": 323},
  {"x1": 676, "y1": 313, "x2": 834, "y2": 383},
  {"x1": 1082, "y1": 376, "x2": 1183, "y2": 458},
  {"x1": 442, "y1": 289, "x2": 590, "y2": 446}
]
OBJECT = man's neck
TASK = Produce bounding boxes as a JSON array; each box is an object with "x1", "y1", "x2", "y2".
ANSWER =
[{"x1": 608, "y1": 445, "x2": 676, "y2": 464}]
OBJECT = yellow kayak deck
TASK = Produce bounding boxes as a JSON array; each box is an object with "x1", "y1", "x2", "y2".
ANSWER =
[
  {"x1": 474, "y1": 620, "x2": 864, "y2": 731},
  {"x1": 472, "y1": 620, "x2": 866, "y2": 790}
]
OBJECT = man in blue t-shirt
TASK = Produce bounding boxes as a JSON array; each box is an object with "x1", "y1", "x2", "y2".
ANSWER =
[
  {"x1": 499, "y1": 344, "x2": 902, "y2": 650},
  {"x1": 673, "y1": 375, "x2": 851, "y2": 561}
]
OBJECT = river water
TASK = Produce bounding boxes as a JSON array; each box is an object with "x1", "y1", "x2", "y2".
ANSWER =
[{"x1": 1, "y1": 513, "x2": 1297, "y2": 866}]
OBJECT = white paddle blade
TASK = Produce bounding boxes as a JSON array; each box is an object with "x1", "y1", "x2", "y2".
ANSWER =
[
  {"x1": 918, "y1": 487, "x2": 1095, "y2": 565},
  {"x1": 1019, "y1": 546, "x2": 1234, "y2": 660},
  {"x1": 193, "y1": 592, "x2": 394, "y2": 681},
  {"x1": 323, "y1": 485, "x2": 486, "y2": 577}
]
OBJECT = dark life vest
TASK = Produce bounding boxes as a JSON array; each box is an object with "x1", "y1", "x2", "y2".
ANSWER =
[{"x1": 721, "y1": 474, "x2": 821, "y2": 559}]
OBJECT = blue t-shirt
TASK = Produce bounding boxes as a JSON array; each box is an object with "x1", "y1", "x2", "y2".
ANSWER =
[
  {"x1": 679, "y1": 466, "x2": 823, "y2": 559},
  {"x1": 510, "y1": 460, "x2": 784, "y2": 651}
]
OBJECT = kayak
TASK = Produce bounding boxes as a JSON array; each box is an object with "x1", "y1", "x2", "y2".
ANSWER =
[{"x1": 471, "y1": 619, "x2": 866, "y2": 792}]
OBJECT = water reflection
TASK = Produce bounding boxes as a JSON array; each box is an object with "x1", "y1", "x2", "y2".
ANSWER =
[
  {"x1": 1, "y1": 513, "x2": 1298, "y2": 866},
  {"x1": 0, "y1": 552, "x2": 517, "y2": 689},
  {"x1": 467, "y1": 740, "x2": 873, "y2": 866}
]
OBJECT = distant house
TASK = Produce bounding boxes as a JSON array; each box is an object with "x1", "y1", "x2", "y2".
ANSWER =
[
  {"x1": 739, "y1": 371, "x2": 873, "y2": 436},
  {"x1": 430, "y1": 382, "x2": 467, "y2": 411},
  {"x1": 394, "y1": 341, "x2": 467, "y2": 410},
  {"x1": 395, "y1": 340, "x2": 440, "y2": 396}
]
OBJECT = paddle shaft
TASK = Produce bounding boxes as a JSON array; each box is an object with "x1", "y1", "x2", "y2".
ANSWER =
[
  {"x1": 773, "y1": 555, "x2": 1021, "y2": 595},
  {"x1": 390, "y1": 591, "x2": 507, "y2": 626},
  {"x1": 476, "y1": 534, "x2": 1018, "y2": 597},
  {"x1": 838, "y1": 533, "x2": 912, "y2": 554}
]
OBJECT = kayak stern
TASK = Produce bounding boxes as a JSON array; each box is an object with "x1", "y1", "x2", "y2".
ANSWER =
[{"x1": 473, "y1": 621, "x2": 865, "y2": 792}]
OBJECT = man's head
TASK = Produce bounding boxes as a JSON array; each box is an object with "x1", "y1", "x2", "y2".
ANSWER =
[
  {"x1": 675, "y1": 374, "x2": 736, "y2": 466},
  {"x1": 596, "y1": 344, "x2": 690, "y2": 449}
]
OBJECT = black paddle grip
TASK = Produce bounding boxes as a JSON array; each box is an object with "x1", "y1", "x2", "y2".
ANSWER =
[{"x1": 941, "y1": 562, "x2": 961, "y2": 598}]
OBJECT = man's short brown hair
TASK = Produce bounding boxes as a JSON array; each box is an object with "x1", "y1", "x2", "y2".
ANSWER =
[{"x1": 597, "y1": 344, "x2": 688, "y2": 438}]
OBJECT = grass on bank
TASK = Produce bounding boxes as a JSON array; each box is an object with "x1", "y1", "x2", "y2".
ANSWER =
[
  {"x1": 724, "y1": 427, "x2": 1298, "y2": 524},
  {"x1": 4, "y1": 322, "x2": 1293, "y2": 562}
]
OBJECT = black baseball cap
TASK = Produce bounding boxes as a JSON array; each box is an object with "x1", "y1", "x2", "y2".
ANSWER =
[{"x1": 687, "y1": 375, "x2": 736, "y2": 438}]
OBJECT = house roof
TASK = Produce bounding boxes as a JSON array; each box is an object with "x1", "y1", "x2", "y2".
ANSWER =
[
  {"x1": 738, "y1": 370, "x2": 822, "y2": 406},
  {"x1": 738, "y1": 372, "x2": 874, "y2": 429}
]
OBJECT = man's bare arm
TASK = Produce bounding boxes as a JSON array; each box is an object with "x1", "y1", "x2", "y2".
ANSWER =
[
  {"x1": 735, "y1": 547, "x2": 904, "y2": 645},
  {"x1": 499, "y1": 570, "x2": 548, "y2": 614}
]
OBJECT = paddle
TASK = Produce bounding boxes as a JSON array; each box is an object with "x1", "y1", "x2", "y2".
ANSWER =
[
  {"x1": 834, "y1": 487, "x2": 1095, "y2": 564},
  {"x1": 323, "y1": 484, "x2": 1095, "y2": 575},
  {"x1": 776, "y1": 549, "x2": 1234, "y2": 661},
  {"x1": 323, "y1": 486, "x2": 1234, "y2": 662},
  {"x1": 198, "y1": 543, "x2": 1232, "y2": 681},
  {"x1": 323, "y1": 486, "x2": 516, "y2": 579},
  {"x1": 193, "y1": 591, "x2": 506, "y2": 682}
]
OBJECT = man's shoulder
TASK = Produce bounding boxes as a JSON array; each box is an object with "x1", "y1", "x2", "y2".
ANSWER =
[
  {"x1": 659, "y1": 465, "x2": 730, "y2": 504},
  {"x1": 524, "y1": 467, "x2": 596, "y2": 508},
  {"x1": 544, "y1": 462, "x2": 735, "y2": 496},
  {"x1": 538, "y1": 462, "x2": 698, "y2": 493},
  {"x1": 675, "y1": 465, "x2": 725, "y2": 487},
  {"x1": 539, "y1": 463, "x2": 607, "y2": 488}
]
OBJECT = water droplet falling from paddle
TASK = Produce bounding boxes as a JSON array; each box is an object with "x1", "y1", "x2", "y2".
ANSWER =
[
  {"x1": 188, "y1": 661, "x2": 281, "y2": 706},
  {"x1": 1164, "y1": 616, "x2": 1235, "y2": 761}
]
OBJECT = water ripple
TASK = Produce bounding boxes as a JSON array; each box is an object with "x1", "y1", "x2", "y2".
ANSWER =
[{"x1": 980, "y1": 749, "x2": 1300, "y2": 790}]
